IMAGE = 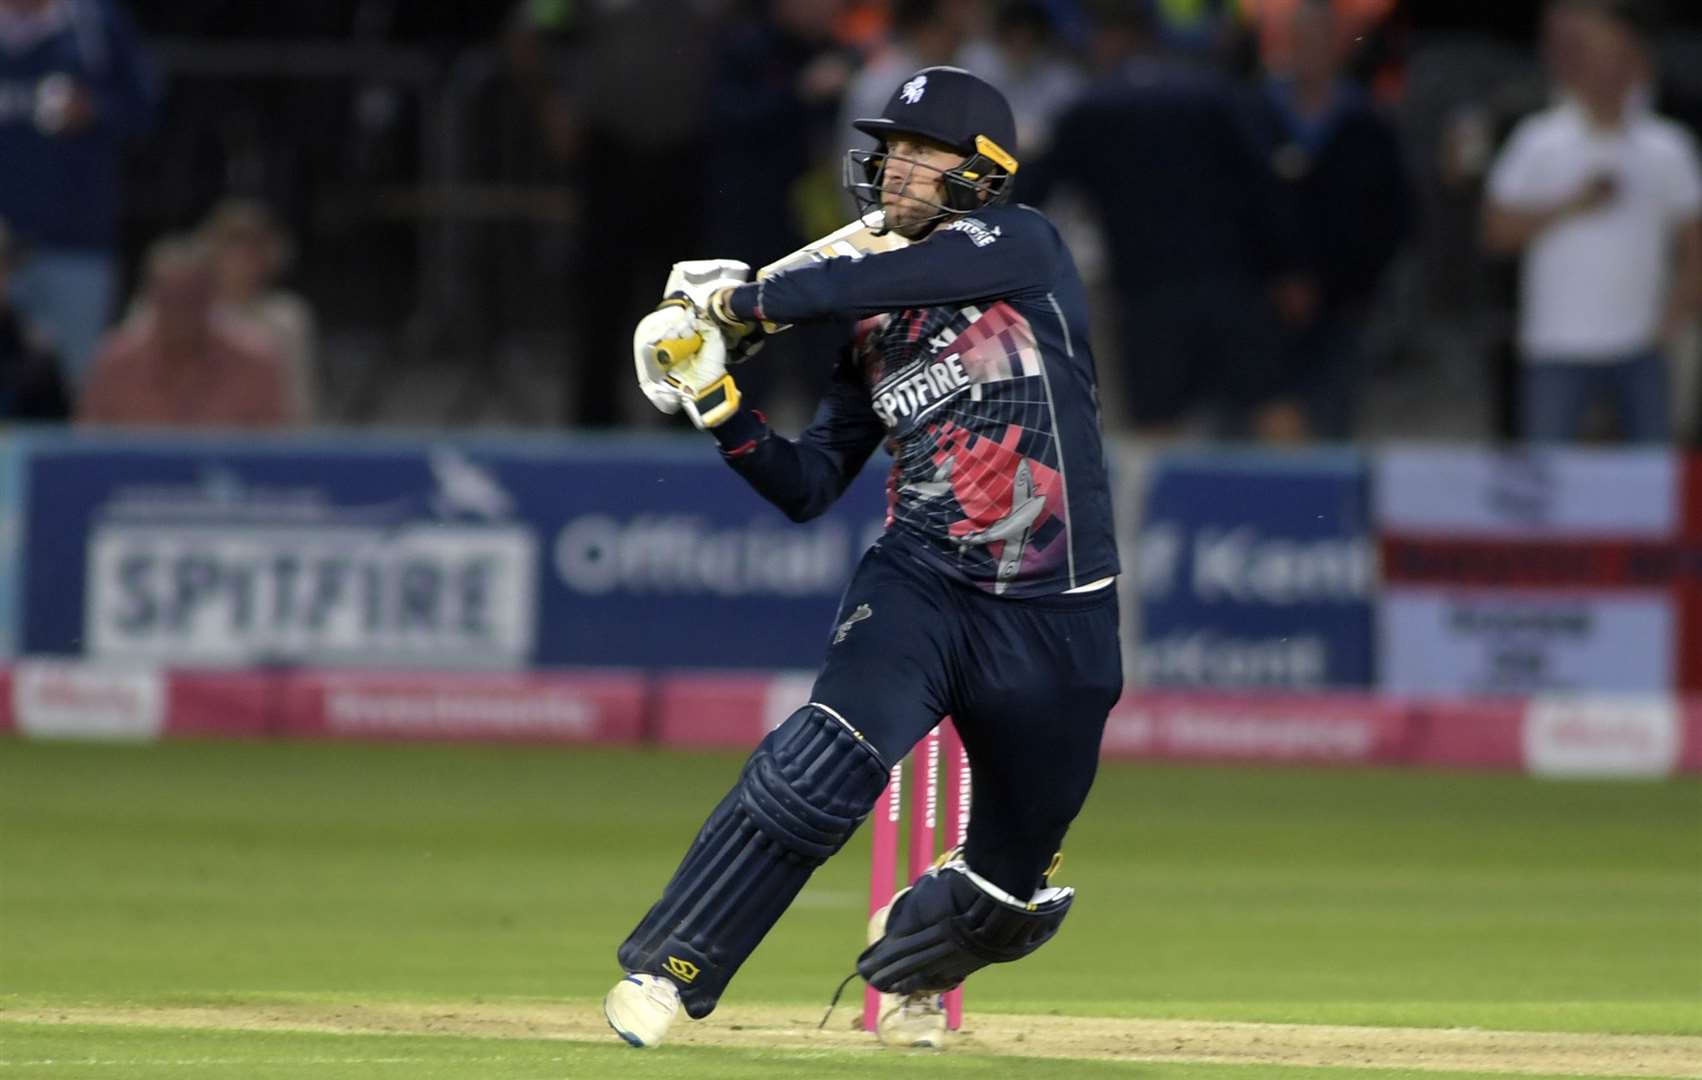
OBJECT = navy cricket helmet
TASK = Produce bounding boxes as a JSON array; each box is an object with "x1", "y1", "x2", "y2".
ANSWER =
[{"x1": 845, "y1": 66, "x2": 1020, "y2": 228}]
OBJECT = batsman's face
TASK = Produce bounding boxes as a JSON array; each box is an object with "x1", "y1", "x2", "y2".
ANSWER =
[{"x1": 881, "y1": 136, "x2": 967, "y2": 233}]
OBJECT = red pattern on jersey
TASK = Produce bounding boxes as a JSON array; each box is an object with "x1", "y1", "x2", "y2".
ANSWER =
[
  {"x1": 884, "y1": 459, "x2": 899, "y2": 528},
  {"x1": 944, "y1": 302, "x2": 1040, "y2": 383},
  {"x1": 930, "y1": 420, "x2": 1063, "y2": 542},
  {"x1": 903, "y1": 310, "x2": 930, "y2": 345},
  {"x1": 854, "y1": 315, "x2": 890, "y2": 385}
]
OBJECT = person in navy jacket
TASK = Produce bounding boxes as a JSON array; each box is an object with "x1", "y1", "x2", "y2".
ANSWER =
[{"x1": 0, "y1": 0, "x2": 157, "y2": 388}]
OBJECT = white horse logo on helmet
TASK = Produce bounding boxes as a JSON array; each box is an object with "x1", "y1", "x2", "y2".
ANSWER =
[{"x1": 899, "y1": 75, "x2": 927, "y2": 104}]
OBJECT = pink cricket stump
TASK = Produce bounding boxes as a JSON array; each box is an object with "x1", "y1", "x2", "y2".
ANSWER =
[
  {"x1": 864, "y1": 722, "x2": 970, "y2": 1033},
  {"x1": 862, "y1": 759, "x2": 902, "y2": 1033},
  {"x1": 909, "y1": 728, "x2": 939, "y2": 882},
  {"x1": 940, "y1": 721, "x2": 968, "y2": 1030}
]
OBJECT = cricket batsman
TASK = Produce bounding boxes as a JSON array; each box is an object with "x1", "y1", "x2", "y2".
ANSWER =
[{"x1": 607, "y1": 67, "x2": 1123, "y2": 1050}]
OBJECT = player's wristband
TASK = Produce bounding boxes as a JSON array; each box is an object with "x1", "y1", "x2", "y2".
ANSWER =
[
  {"x1": 710, "y1": 406, "x2": 766, "y2": 456},
  {"x1": 708, "y1": 287, "x2": 754, "y2": 331}
]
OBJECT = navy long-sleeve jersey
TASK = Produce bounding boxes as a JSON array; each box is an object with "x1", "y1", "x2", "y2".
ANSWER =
[{"x1": 709, "y1": 203, "x2": 1120, "y2": 598}]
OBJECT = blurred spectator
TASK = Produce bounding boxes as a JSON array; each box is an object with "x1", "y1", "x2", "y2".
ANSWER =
[
  {"x1": 1482, "y1": 1, "x2": 1702, "y2": 443},
  {"x1": 78, "y1": 237, "x2": 298, "y2": 429},
  {"x1": 1151, "y1": 0, "x2": 1239, "y2": 61},
  {"x1": 1235, "y1": 0, "x2": 1397, "y2": 79},
  {"x1": 504, "y1": 0, "x2": 719, "y2": 426},
  {"x1": 703, "y1": 0, "x2": 857, "y2": 422},
  {"x1": 1436, "y1": 3, "x2": 1595, "y2": 198},
  {"x1": 840, "y1": 0, "x2": 985, "y2": 153},
  {"x1": 0, "y1": 0, "x2": 157, "y2": 390},
  {"x1": 1421, "y1": 3, "x2": 1596, "y2": 440},
  {"x1": 967, "y1": 1, "x2": 1085, "y2": 157},
  {"x1": 833, "y1": 0, "x2": 891, "y2": 56},
  {"x1": 705, "y1": 0, "x2": 854, "y2": 266},
  {"x1": 1026, "y1": 3, "x2": 1287, "y2": 435},
  {"x1": 199, "y1": 199, "x2": 319, "y2": 422},
  {"x1": 1244, "y1": 0, "x2": 1410, "y2": 441},
  {"x1": 1543, "y1": 0, "x2": 1597, "y2": 98},
  {"x1": 503, "y1": 0, "x2": 586, "y2": 168},
  {"x1": 0, "y1": 216, "x2": 69, "y2": 419}
]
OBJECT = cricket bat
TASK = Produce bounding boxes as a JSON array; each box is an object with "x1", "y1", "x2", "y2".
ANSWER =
[
  {"x1": 651, "y1": 212, "x2": 909, "y2": 371},
  {"x1": 755, "y1": 210, "x2": 910, "y2": 333}
]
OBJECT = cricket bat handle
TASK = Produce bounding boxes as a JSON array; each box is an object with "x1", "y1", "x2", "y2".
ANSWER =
[{"x1": 654, "y1": 332, "x2": 704, "y2": 370}]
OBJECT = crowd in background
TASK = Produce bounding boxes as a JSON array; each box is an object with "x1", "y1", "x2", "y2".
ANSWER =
[
  {"x1": 0, "y1": 0, "x2": 314, "y2": 427},
  {"x1": 1, "y1": 0, "x2": 1700, "y2": 445}
]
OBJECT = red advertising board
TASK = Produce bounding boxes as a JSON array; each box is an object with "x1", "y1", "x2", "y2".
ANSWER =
[
  {"x1": 1407, "y1": 698, "x2": 1525, "y2": 770},
  {"x1": 1680, "y1": 456, "x2": 1702, "y2": 690},
  {"x1": 1683, "y1": 701, "x2": 1702, "y2": 772},
  {"x1": 167, "y1": 671, "x2": 273, "y2": 738},
  {"x1": 655, "y1": 673, "x2": 771, "y2": 748},
  {"x1": 2, "y1": 663, "x2": 1699, "y2": 777},
  {"x1": 278, "y1": 670, "x2": 646, "y2": 744},
  {"x1": 1102, "y1": 692, "x2": 1409, "y2": 764}
]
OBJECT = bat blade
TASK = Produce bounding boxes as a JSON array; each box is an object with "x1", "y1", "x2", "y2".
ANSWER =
[{"x1": 755, "y1": 211, "x2": 909, "y2": 332}]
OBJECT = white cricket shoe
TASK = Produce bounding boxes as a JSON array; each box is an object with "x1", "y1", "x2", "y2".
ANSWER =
[
  {"x1": 876, "y1": 989, "x2": 948, "y2": 1049},
  {"x1": 603, "y1": 972, "x2": 681, "y2": 1048},
  {"x1": 867, "y1": 894, "x2": 949, "y2": 1050}
]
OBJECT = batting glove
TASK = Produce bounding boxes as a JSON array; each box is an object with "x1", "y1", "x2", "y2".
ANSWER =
[
  {"x1": 632, "y1": 298, "x2": 740, "y2": 429},
  {"x1": 663, "y1": 260, "x2": 765, "y2": 363}
]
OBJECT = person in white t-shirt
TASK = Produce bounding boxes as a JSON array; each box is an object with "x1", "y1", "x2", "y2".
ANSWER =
[{"x1": 1482, "y1": 0, "x2": 1702, "y2": 443}]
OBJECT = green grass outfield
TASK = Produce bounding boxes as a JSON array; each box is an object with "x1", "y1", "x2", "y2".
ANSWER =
[{"x1": 1, "y1": 738, "x2": 1698, "y2": 1078}]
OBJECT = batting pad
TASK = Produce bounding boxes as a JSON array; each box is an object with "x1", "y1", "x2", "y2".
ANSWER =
[
  {"x1": 617, "y1": 706, "x2": 888, "y2": 1018},
  {"x1": 858, "y1": 861, "x2": 1074, "y2": 995}
]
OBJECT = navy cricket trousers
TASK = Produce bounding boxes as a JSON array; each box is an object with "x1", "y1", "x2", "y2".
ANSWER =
[{"x1": 810, "y1": 541, "x2": 1124, "y2": 900}]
